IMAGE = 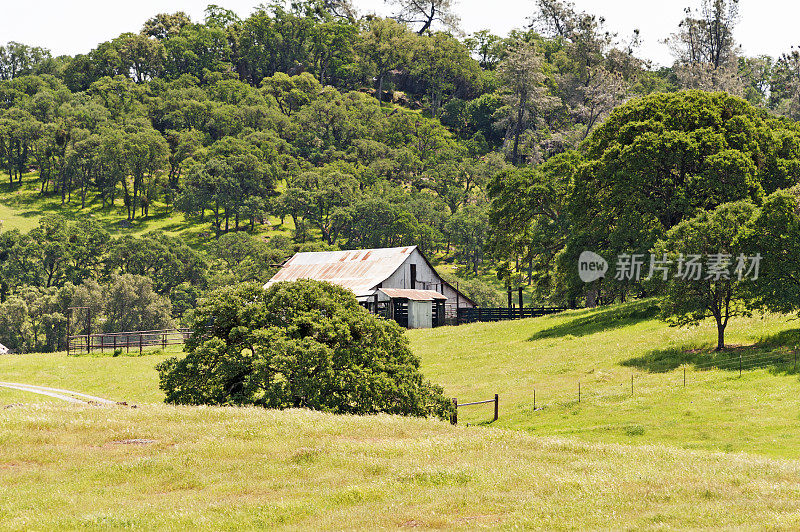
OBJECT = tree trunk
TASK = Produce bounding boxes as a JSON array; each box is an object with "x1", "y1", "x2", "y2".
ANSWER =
[
  {"x1": 586, "y1": 287, "x2": 598, "y2": 308},
  {"x1": 512, "y1": 107, "x2": 524, "y2": 165},
  {"x1": 715, "y1": 317, "x2": 726, "y2": 351},
  {"x1": 417, "y1": 6, "x2": 435, "y2": 34}
]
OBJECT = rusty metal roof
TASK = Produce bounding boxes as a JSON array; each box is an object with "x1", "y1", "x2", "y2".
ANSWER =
[
  {"x1": 378, "y1": 288, "x2": 447, "y2": 301},
  {"x1": 265, "y1": 246, "x2": 417, "y2": 297}
]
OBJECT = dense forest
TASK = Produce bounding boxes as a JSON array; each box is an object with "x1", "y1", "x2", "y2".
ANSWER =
[{"x1": 2, "y1": 0, "x2": 800, "y2": 352}]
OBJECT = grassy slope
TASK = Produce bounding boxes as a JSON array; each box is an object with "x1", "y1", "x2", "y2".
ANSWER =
[
  {"x1": 3, "y1": 303, "x2": 800, "y2": 459},
  {"x1": 0, "y1": 173, "x2": 198, "y2": 239},
  {"x1": 3, "y1": 404, "x2": 800, "y2": 530},
  {"x1": 411, "y1": 301, "x2": 800, "y2": 458},
  {"x1": 2, "y1": 304, "x2": 800, "y2": 527},
  {"x1": 0, "y1": 349, "x2": 176, "y2": 404},
  {"x1": 0, "y1": 173, "x2": 293, "y2": 248},
  {"x1": 434, "y1": 263, "x2": 542, "y2": 307}
]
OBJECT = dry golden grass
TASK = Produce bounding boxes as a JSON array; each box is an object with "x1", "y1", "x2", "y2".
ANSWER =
[
  {"x1": 4, "y1": 301, "x2": 800, "y2": 529},
  {"x1": 2, "y1": 403, "x2": 800, "y2": 530}
]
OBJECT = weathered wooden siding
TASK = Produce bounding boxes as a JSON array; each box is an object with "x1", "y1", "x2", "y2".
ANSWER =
[{"x1": 381, "y1": 250, "x2": 475, "y2": 308}]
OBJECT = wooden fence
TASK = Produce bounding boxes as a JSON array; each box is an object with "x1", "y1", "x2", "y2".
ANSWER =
[
  {"x1": 451, "y1": 394, "x2": 499, "y2": 425},
  {"x1": 456, "y1": 306, "x2": 568, "y2": 324},
  {"x1": 67, "y1": 328, "x2": 192, "y2": 356}
]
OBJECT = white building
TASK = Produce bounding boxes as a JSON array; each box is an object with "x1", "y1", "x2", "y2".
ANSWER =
[
  {"x1": 0, "y1": 343, "x2": 9, "y2": 355},
  {"x1": 265, "y1": 246, "x2": 476, "y2": 328}
]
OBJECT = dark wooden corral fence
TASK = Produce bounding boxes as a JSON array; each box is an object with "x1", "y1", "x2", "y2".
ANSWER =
[
  {"x1": 456, "y1": 306, "x2": 568, "y2": 324},
  {"x1": 450, "y1": 394, "x2": 499, "y2": 425},
  {"x1": 67, "y1": 328, "x2": 192, "y2": 356}
]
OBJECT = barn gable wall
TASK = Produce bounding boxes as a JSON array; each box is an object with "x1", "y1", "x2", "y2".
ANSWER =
[{"x1": 381, "y1": 249, "x2": 475, "y2": 308}]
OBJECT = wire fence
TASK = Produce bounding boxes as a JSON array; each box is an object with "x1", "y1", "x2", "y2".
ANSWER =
[{"x1": 452, "y1": 348, "x2": 800, "y2": 423}]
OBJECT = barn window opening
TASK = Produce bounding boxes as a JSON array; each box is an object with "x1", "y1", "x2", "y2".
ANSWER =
[{"x1": 410, "y1": 264, "x2": 417, "y2": 289}]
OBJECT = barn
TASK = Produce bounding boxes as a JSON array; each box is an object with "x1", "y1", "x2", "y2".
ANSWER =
[{"x1": 265, "y1": 246, "x2": 476, "y2": 328}]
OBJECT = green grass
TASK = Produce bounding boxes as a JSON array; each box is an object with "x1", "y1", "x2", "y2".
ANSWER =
[
  {"x1": 4, "y1": 303, "x2": 800, "y2": 527},
  {"x1": 411, "y1": 300, "x2": 800, "y2": 458},
  {"x1": 5, "y1": 303, "x2": 800, "y2": 459},
  {"x1": 4, "y1": 404, "x2": 800, "y2": 529},
  {"x1": 0, "y1": 388, "x2": 42, "y2": 404},
  {"x1": 0, "y1": 173, "x2": 293, "y2": 248},
  {"x1": 0, "y1": 350, "x2": 175, "y2": 404},
  {"x1": 434, "y1": 262, "x2": 543, "y2": 306}
]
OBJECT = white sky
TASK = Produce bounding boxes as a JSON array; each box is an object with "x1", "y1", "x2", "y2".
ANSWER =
[{"x1": 0, "y1": 0, "x2": 796, "y2": 67}]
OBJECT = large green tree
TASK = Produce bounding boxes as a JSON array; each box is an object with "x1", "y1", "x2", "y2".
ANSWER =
[
  {"x1": 157, "y1": 280, "x2": 453, "y2": 418},
  {"x1": 740, "y1": 186, "x2": 800, "y2": 314},
  {"x1": 356, "y1": 18, "x2": 412, "y2": 106},
  {"x1": 559, "y1": 90, "x2": 800, "y2": 303},
  {"x1": 654, "y1": 201, "x2": 758, "y2": 351}
]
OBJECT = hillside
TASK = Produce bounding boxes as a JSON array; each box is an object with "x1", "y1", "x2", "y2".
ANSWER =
[
  {"x1": 0, "y1": 171, "x2": 516, "y2": 307},
  {"x1": 3, "y1": 303, "x2": 800, "y2": 527},
  {"x1": 0, "y1": 172, "x2": 287, "y2": 246},
  {"x1": 3, "y1": 403, "x2": 800, "y2": 529},
  {"x1": 4, "y1": 301, "x2": 800, "y2": 459},
  {"x1": 411, "y1": 301, "x2": 800, "y2": 458}
]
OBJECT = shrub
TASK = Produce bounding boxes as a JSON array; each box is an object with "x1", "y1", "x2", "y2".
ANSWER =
[{"x1": 157, "y1": 280, "x2": 453, "y2": 419}]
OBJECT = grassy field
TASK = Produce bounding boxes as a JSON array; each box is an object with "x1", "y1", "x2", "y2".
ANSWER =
[
  {"x1": 0, "y1": 348, "x2": 177, "y2": 404},
  {"x1": 3, "y1": 303, "x2": 800, "y2": 458},
  {"x1": 0, "y1": 173, "x2": 196, "y2": 238},
  {"x1": 3, "y1": 303, "x2": 800, "y2": 528},
  {"x1": 410, "y1": 301, "x2": 800, "y2": 458},
  {"x1": 4, "y1": 403, "x2": 800, "y2": 529}
]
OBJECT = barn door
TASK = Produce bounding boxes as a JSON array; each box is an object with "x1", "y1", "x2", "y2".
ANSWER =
[
  {"x1": 433, "y1": 301, "x2": 445, "y2": 327},
  {"x1": 392, "y1": 299, "x2": 409, "y2": 328}
]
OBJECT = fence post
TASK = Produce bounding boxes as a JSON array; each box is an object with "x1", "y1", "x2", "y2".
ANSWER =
[
  {"x1": 451, "y1": 398, "x2": 458, "y2": 425},
  {"x1": 533, "y1": 388, "x2": 536, "y2": 410},
  {"x1": 578, "y1": 381, "x2": 581, "y2": 403},
  {"x1": 163, "y1": 332, "x2": 167, "y2": 350},
  {"x1": 494, "y1": 394, "x2": 499, "y2": 422},
  {"x1": 86, "y1": 308, "x2": 91, "y2": 355},
  {"x1": 139, "y1": 333, "x2": 143, "y2": 356},
  {"x1": 66, "y1": 309, "x2": 71, "y2": 355},
  {"x1": 456, "y1": 282, "x2": 460, "y2": 324}
]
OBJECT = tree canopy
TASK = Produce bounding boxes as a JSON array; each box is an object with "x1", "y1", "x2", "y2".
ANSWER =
[
  {"x1": 157, "y1": 280, "x2": 453, "y2": 418},
  {"x1": 4, "y1": 0, "x2": 800, "y2": 355},
  {"x1": 555, "y1": 90, "x2": 800, "y2": 301}
]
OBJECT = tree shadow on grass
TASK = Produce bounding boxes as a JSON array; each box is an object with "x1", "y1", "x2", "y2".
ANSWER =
[
  {"x1": 529, "y1": 300, "x2": 661, "y2": 341},
  {"x1": 621, "y1": 329, "x2": 800, "y2": 374}
]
